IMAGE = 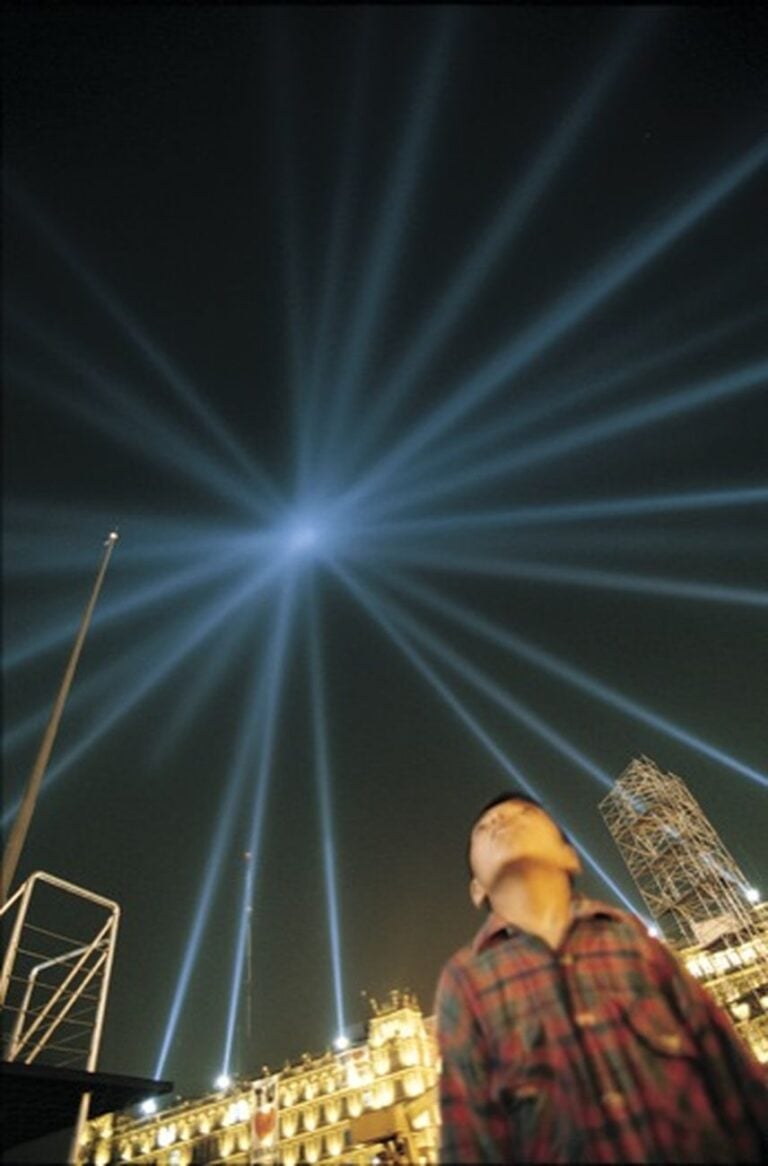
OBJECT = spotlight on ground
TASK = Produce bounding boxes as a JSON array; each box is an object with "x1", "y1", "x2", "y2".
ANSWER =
[
  {"x1": 745, "y1": 886, "x2": 760, "y2": 904},
  {"x1": 334, "y1": 1033, "x2": 350, "y2": 1051},
  {"x1": 214, "y1": 1073, "x2": 233, "y2": 1091},
  {"x1": 140, "y1": 1098, "x2": 158, "y2": 1116}
]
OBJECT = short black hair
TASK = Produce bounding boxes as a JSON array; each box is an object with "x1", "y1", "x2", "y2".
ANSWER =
[{"x1": 466, "y1": 791, "x2": 571, "y2": 877}]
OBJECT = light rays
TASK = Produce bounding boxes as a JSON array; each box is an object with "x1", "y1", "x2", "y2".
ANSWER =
[
  {"x1": 5, "y1": 6, "x2": 767, "y2": 1098},
  {"x1": 351, "y1": 572, "x2": 613, "y2": 788},
  {"x1": 362, "y1": 302, "x2": 768, "y2": 516},
  {"x1": 7, "y1": 180, "x2": 281, "y2": 511},
  {"x1": 6, "y1": 336, "x2": 264, "y2": 518},
  {"x1": 355, "y1": 548, "x2": 768, "y2": 612},
  {"x1": 267, "y1": 13, "x2": 312, "y2": 487},
  {"x1": 3, "y1": 540, "x2": 269, "y2": 673},
  {"x1": 329, "y1": 560, "x2": 645, "y2": 916},
  {"x1": 367, "y1": 568, "x2": 768, "y2": 791},
  {"x1": 154, "y1": 613, "x2": 281, "y2": 1079},
  {"x1": 220, "y1": 573, "x2": 298, "y2": 1076},
  {"x1": 307, "y1": 574, "x2": 346, "y2": 1040},
  {"x1": 367, "y1": 357, "x2": 768, "y2": 518},
  {"x1": 294, "y1": 9, "x2": 373, "y2": 499},
  {"x1": 358, "y1": 484, "x2": 768, "y2": 539},
  {"x1": 340, "y1": 8, "x2": 658, "y2": 480},
  {"x1": 336, "y1": 133, "x2": 768, "y2": 513},
  {"x1": 2, "y1": 557, "x2": 288, "y2": 826},
  {"x1": 314, "y1": 9, "x2": 461, "y2": 487}
]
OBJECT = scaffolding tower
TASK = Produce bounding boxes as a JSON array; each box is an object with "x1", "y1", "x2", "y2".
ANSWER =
[
  {"x1": 598, "y1": 755, "x2": 757, "y2": 946},
  {"x1": 599, "y1": 755, "x2": 768, "y2": 1061}
]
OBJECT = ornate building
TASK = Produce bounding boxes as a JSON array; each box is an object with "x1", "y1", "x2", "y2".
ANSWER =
[{"x1": 80, "y1": 991, "x2": 439, "y2": 1166}]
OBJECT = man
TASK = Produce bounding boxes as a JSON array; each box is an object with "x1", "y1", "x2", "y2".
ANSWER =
[{"x1": 435, "y1": 791, "x2": 768, "y2": 1163}]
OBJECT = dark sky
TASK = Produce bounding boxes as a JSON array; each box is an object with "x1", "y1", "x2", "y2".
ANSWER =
[{"x1": 3, "y1": 4, "x2": 767, "y2": 1100}]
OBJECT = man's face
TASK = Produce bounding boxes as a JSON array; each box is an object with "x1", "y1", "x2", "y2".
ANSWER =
[{"x1": 468, "y1": 799, "x2": 580, "y2": 908}]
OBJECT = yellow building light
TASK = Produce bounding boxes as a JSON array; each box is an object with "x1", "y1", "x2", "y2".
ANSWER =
[
  {"x1": 404, "y1": 1071, "x2": 425, "y2": 1098},
  {"x1": 282, "y1": 1111, "x2": 298, "y2": 1137},
  {"x1": 157, "y1": 1123, "x2": 176, "y2": 1148},
  {"x1": 304, "y1": 1105, "x2": 318, "y2": 1131}
]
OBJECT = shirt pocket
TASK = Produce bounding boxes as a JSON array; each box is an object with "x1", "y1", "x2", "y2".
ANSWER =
[{"x1": 623, "y1": 995, "x2": 697, "y2": 1059}]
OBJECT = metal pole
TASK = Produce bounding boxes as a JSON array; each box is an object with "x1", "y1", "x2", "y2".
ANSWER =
[
  {"x1": 245, "y1": 851, "x2": 253, "y2": 1070},
  {"x1": 69, "y1": 903, "x2": 121, "y2": 1166},
  {"x1": 1, "y1": 531, "x2": 119, "y2": 905}
]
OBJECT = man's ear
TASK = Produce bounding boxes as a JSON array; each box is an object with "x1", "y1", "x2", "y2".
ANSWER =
[{"x1": 470, "y1": 877, "x2": 488, "y2": 910}]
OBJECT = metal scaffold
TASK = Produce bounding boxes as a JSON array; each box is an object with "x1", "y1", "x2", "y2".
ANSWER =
[
  {"x1": 599, "y1": 755, "x2": 768, "y2": 1061},
  {"x1": 599, "y1": 755, "x2": 756, "y2": 946}
]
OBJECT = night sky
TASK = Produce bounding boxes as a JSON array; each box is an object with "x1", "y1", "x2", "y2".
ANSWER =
[{"x1": 3, "y1": 4, "x2": 767, "y2": 1102}]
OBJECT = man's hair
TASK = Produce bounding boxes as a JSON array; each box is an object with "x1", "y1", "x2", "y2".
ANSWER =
[{"x1": 466, "y1": 791, "x2": 571, "y2": 877}]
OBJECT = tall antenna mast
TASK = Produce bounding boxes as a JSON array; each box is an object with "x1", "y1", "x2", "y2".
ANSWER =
[{"x1": 1, "y1": 531, "x2": 120, "y2": 905}]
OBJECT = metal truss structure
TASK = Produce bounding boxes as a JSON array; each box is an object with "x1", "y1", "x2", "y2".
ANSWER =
[
  {"x1": 598, "y1": 755, "x2": 756, "y2": 946},
  {"x1": 599, "y1": 756, "x2": 768, "y2": 1061},
  {"x1": 1, "y1": 871, "x2": 120, "y2": 1155},
  {"x1": 1, "y1": 870, "x2": 120, "y2": 1069}
]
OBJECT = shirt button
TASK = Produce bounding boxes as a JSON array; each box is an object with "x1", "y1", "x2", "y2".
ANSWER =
[
  {"x1": 602, "y1": 1091, "x2": 626, "y2": 1112},
  {"x1": 559, "y1": 954, "x2": 574, "y2": 966},
  {"x1": 573, "y1": 1011, "x2": 597, "y2": 1027}
]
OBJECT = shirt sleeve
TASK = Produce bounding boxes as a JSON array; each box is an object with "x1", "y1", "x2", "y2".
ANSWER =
[
  {"x1": 645, "y1": 930, "x2": 768, "y2": 1155},
  {"x1": 435, "y1": 958, "x2": 509, "y2": 1164}
]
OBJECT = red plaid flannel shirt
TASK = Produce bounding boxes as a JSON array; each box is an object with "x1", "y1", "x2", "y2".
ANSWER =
[{"x1": 435, "y1": 897, "x2": 768, "y2": 1163}]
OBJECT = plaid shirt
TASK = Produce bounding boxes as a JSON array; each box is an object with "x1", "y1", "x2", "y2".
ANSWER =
[{"x1": 436, "y1": 897, "x2": 768, "y2": 1163}]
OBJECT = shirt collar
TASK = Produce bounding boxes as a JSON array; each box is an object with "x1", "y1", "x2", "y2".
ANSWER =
[{"x1": 471, "y1": 895, "x2": 625, "y2": 954}]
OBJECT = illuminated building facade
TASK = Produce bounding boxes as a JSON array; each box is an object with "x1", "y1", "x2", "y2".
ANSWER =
[
  {"x1": 599, "y1": 755, "x2": 768, "y2": 1062},
  {"x1": 80, "y1": 991, "x2": 439, "y2": 1166}
]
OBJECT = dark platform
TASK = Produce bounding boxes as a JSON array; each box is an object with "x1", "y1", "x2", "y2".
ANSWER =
[{"x1": 0, "y1": 1060, "x2": 173, "y2": 1152}]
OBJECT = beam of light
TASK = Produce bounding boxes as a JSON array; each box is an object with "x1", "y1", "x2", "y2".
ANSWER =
[
  {"x1": 2, "y1": 707, "x2": 50, "y2": 762},
  {"x1": 358, "y1": 354, "x2": 768, "y2": 520},
  {"x1": 3, "y1": 540, "x2": 266, "y2": 674},
  {"x1": 6, "y1": 177, "x2": 279, "y2": 506},
  {"x1": 329, "y1": 560, "x2": 645, "y2": 916},
  {"x1": 154, "y1": 618, "x2": 277, "y2": 1080},
  {"x1": 147, "y1": 610, "x2": 256, "y2": 769},
  {"x1": 365, "y1": 302, "x2": 768, "y2": 516},
  {"x1": 295, "y1": 9, "x2": 373, "y2": 497},
  {"x1": 338, "y1": 132, "x2": 768, "y2": 511},
  {"x1": 1, "y1": 560, "x2": 287, "y2": 830},
  {"x1": 340, "y1": 8, "x2": 656, "y2": 479},
  {"x1": 370, "y1": 566, "x2": 768, "y2": 791},
  {"x1": 307, "y1": 571, "x2": 346, "y2": 1038},
  {"x1": 362, "y1": 575, "x2": 612, "y2": 787},
  {"x1": 6, "y1": 320, "x2": 269, "y2": 517},
  {"x1": 412, "y1": 526, "x2": 768, "y2": 561},
  {"x1": 1, "y1": 502, "x2": 278, "y2": 575},
  {"x1": 266, "y1": 13, "x2": 312, "y2": 497},
  {"x1": 315, "y1": 10, "x2": 460, "y2": 487},
  {"x1": 358, "y1": 547, "x2": 768, "y2": 611},
  {"x1": 220, "y1": 573, "x2": 297, "y2": 1077},
  {"x1": 358, "y1": 485, "x2": 768, "y2": 541}
]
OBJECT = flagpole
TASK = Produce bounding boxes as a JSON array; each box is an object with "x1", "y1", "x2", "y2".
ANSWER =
[{"x1": 1, "y1": 531, "x2": 120, "y2": 905}]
